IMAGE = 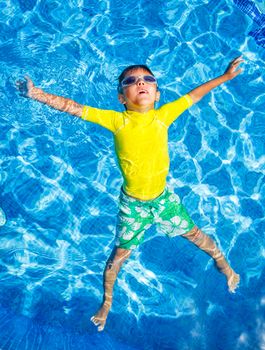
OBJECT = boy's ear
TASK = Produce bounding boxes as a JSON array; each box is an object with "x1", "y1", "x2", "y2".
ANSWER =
[
  {"x1": 155, "y1": 90, "x2": 160, "y2": 102},
  {"x1": 118, "y1": 93, "x2": 126, "y2": 105}
]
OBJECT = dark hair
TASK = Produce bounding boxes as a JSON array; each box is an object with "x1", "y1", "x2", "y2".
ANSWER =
[{"x1": 117, "y1": 64, "x2": 155, "y2": 93}]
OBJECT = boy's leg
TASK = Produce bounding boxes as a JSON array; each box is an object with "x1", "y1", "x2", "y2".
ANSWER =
[
  {"x1": 91, "y1": 247, "x2": 131, "y2": 331},
  {"x1": 91, "y1": 188, "x2": 152, "y2": 331},
  {"x1": 182, "y1": 226, "x2": 240, "y2": 292}
]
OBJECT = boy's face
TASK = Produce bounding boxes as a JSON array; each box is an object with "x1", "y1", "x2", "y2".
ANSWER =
[{"x1": 118, "y1": 68, "x2": 160, "y2": 112}]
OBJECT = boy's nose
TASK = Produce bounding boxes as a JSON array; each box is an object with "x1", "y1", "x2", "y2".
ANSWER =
[{"x1": 137, "y1": 78, "x2": 145, "y2": 85}]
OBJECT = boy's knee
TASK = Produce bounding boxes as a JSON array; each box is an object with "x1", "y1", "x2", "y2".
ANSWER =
[
  {"x1": 106, "y1": 249, "x2": 131, "y2": 271},
  {"x1": 105, "y1": 260, "x2": 119, "y2": 275},
  {"x1": 115, "y1": 248, "x2": 132, "y2": 262},
  {"x1": 183, "y1": 226, "x2": 206, "y2": 244}
]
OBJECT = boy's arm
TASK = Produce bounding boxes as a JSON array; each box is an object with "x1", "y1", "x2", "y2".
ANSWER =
[
  {"x1": 16, "y1": 77, "x2": 83, "y2": 117},
  {"x1": 188, "y1": 56, "x2": 243, "y2": 103}
]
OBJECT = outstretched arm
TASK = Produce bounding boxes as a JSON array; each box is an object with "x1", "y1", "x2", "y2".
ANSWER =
[
  {"x1": 16, "y1": 77, "x2": 83, "y2": 117},
  {"x1": 188, "y1": 56, "x2": 243, "y2": 103}
]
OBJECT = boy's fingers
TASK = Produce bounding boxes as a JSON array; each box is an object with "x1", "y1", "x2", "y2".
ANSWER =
[
  {"x1": 232, "y1": 62, "x2": 241, "y2": 68},
  {"x1": 16, "y1": 76, "x2": 33, "y2": 86},
  {"x1": 16, "y1": 81, "x2": 25, "y2": 90},
  {"x1": 15, "y1": 79, "x2": 30, "y2": 96},
  {"x1": 24, "y1": 76, "x2": 34, "y2": 85},
  {"x1": 231, "y1": 57, "x2": 244, "y2": 66},
  {"x1": 233, "y1": 55, "x2": 243, "y2": 61},
  {"x1": 16, "y1": 79, "x2": 27, "y2": 88},
  {"x1": 229, "y1": 60, "x2": 243, "y2": 72}
]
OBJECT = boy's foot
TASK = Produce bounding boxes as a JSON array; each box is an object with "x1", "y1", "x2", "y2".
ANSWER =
[
  {"x1": 214, "y1": 253, "x2": 240, "y2": 293},
  {"x1": 222, "y1": 267, "x2": 240, "y2": 293},
  {"x1": 90, "y1": 303, "x2": 111, "y2": 332},
  {"x1": 0, "y1": 207, "x2": 6, "y2": 226},
  {"x1": 227, "y1": 270, "x2": 240, "y2": 293}
]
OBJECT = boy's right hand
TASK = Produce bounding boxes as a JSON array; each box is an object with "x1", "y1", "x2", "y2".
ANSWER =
[
  {"x1": 16, "y1": 76, "x2": 35, "y2": 98},
  {"x1": 16, "y1": 77, "x2": 83, "y2": 116}
]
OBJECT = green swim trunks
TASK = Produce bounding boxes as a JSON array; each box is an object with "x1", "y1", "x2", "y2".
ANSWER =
[{"x1": 115, "y1": 187, "x2": 195, "y2": 250}]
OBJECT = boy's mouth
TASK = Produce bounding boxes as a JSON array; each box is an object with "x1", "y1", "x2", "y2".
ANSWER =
[{"x1": 138, "y1": 89, "x2": 148, "y2": 94}]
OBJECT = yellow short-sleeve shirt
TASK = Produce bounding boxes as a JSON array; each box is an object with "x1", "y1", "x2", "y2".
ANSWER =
[{"x1": 82, "y1": 94, "x2": 193, "y2": 200}]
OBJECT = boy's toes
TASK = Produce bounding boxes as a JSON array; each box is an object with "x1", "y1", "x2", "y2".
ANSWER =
[
  {"x1": 90, "y1": 316, "x2": 105, "y2": 331},
  {"x1": 98, "y1": 325, "x2": 104, "y2": 332},
  {"x1": 90, "y1": 316, "x2": 99, "y2": 325}
]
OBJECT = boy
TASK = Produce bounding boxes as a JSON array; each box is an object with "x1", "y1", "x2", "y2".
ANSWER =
[{"x1": 17, "y1": 56, "x2": 243, "y2": 331}]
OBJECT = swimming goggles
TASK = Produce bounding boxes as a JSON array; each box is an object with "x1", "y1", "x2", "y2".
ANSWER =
[{"x1": 120, "y1": 75, "x2": 157, "y2": 89}]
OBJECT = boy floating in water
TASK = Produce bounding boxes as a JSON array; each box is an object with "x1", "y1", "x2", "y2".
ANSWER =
[{"x1": 17, "y1": 56, "x2": 243, "y2": 331}]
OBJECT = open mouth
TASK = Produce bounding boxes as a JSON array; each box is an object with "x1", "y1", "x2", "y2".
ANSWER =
[{"x1": 138, "y1": 89, "x2": 148, "y2": 94}]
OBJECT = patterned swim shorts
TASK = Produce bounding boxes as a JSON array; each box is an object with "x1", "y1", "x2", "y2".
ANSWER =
[{"x1": 115, "y1": 187, "x2": 195, "y2": 250}]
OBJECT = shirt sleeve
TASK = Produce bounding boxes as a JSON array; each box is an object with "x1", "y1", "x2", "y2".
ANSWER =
[
  {"x1": 81, "y1": 106, "x2": 119, "y2": 133},
  {"x1": 157, "y1": 94, "x2": 193, "y2": 127}
]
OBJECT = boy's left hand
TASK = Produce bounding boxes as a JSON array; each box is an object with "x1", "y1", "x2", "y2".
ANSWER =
[{"x1": 223, "y1": 56, "x2": 244, "y2": 80}]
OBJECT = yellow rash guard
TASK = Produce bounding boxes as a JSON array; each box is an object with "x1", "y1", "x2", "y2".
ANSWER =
[{"x1": 81, "y1": 94, "x2": 193, "y2": 200}]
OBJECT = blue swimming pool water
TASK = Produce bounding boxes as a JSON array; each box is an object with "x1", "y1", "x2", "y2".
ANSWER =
[
  {"x1": 233, "y1": 0, "x2": 265, "y2": 47},
  {"x1": 0, "y1": 0, "x2": 264, "y2": 349}
]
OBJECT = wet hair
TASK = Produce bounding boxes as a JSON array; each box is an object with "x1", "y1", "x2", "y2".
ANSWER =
[{"x1": 117, "y1": 64, "x2": 155, "y2": 93}]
